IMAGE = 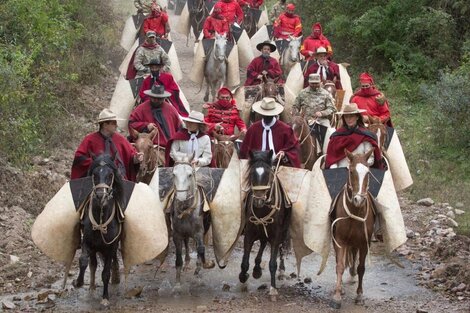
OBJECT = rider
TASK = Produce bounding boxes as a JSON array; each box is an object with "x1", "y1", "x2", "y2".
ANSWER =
[
  {"x1": 138, "y1": 59, "x2": 188, "y2": 116},
  {"x1": 132, "y1": 31, "x2": 171, "y2": 78},
  {"x1": 203, "y1": 87, "x2": 247, "y2": 137},
  {"x1": 134, "y1": 0, "x2": 158, "y2": 13},
  {"x1": 240, "y1": 97, "x2": 301, "y2": 167},
  {"x1": 71, "y1": 108, "x2": 143, "y2": 181},
  {"x1": 350, "y1": 72, "x2": 392, "y2": 126},
  {"x1": 294, "y1": 73, "x2": 336, "y2": 149},
  {"x1": 269, "y1": 0, "x2": 286, "y2": 24},
  {"x1": 202, "y1": 5, "x2": 230, "y2": 39},
  {"x1": 165, "y1": 111, "x2": 213, "y2": 167},
  {"x1": 303, "y1": 47, "x2": 342, "y2": 89},
  {"x1": 300, "y1": 22, "x2": 333, "y2": 60},
  {"x1": 244, "y1": 40, "x2": 283, "y2": 86},
  {"x1": 325, "y1": 103, "x2": 382, "y2": 169},
  {"x1": 238, "y1": 0, "x2": 263, "y2": 9},
  {"x1": 142, "y1": 3, "x2": 170, "y2": 38},
  {"x1": 129, "y1": 85, "x2": 182, "y2": 148},
  {"x1": 272, "y1": 3, "x2": 302, "y2": 40},
  {"x1": 214, "y1": 0, "x2": 244, "y2": 26}
]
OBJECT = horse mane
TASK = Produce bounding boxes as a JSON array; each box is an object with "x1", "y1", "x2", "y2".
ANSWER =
[{"x1": 88, "y1": 154, "x2": 124, "y2": 206}]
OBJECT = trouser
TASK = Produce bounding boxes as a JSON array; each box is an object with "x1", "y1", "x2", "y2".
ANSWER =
[{"x1": 309, "y1": 123, "x2": 328, "y2": 150}]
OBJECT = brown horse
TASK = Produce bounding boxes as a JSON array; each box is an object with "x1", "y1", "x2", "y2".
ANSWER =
[
  {"x1": 129, "y1": 128, "x2": 165, "y2": 184},
  {"x1": 291, "y1": 114, "x2": 318, "y2": 170},
  {"x1": 367, "y1": 116, "x2": 389, "y2": 153},
  {"x1": 330, "y1": 148, "x2": 377, "y2": 309},
  {"x1": 212, "y1": 132, "x2": 241, "y2": 168}
]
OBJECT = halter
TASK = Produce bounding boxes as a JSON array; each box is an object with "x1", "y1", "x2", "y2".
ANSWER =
[{"x1": 171, "y1": 161, "x2": 201, "y2": 219}]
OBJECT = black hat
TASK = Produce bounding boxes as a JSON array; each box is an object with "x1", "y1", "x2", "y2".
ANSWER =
[
  {"x1": 256, "y1": 40, "x2": 277, "y2": 52},
  {"x1": 143, "y1": 85, "x2": 171, "y2": 98}
]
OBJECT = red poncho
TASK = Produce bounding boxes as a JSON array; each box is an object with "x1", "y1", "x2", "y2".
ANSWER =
[
  {"x1": 240, "y1": 120, "x2": 301, "y2": 168},
  {"x1": 245, "y1": 56, "x2": 283, "y2": 86},
  {"x1": 300, "y1": 23, "x2": 332, "y2": 59},
  {"x1": 71, "y1": 132, "x2": 138, "y2": 181},
  {"x1": 216, "y1": 0, "x2": 244, "y2": 25},
  {"x1": 202, "y1": 15, "x2": 230, "y2": 39},
  {"x1": 143, "y1": 11, "x2": 169, "y2": 36},
  {"x1": 128, "y1": 100, "x2": 182, "y2": 147},
  {"x1": 304, "y1": 60, "x2": 342, "y2": 89},
  {"x1": 273, "y1": 12, "x2": 302, "y2": 39},
  {"x1": 351, "y1": 88, "x2": 392, "y2": 126},
  {"x1": 325, "y1": 126, "x2": 382, "y2": 169},
  {"x1": 204, "y1": 101, "x2": 247, "y2": 136}
]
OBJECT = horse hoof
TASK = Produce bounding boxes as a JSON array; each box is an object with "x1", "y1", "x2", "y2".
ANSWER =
[
  {"x1": 203, "y1": 260, "x2": 215, "y2": 269},
  {"x1": 183, "y1": 264, "x2": 191, "y2": 272},
  {"x1": 252, "y1": 269, "x2": 262, "y2": 279},
  {"x1": 173, "y1": 283, "x2": 182, "y2": 294},
  {"x1": 100, "y1": 299, "x2": 110, "y2": 307},
  {"x1": 329, "y1": 299, "x2": 341, "y2": 309},
  {"x1": 355, "y1": 295, "x2": 365, "y2": 305},
  {"x1": 111, "y1": 276, "x2": 120, "y2": 285},
  {"x1": 89, "y1": 284, "x2": 96, "y2": 291},
  {"x1": 72, "y1": 279, "x2": 83, "y2": 288},
  {"x1": 239, "y1": 272, "x2": 249, "y2": 283},
  {"x1": 269, "y1": 287, "x2": 278, "y2": 297}
]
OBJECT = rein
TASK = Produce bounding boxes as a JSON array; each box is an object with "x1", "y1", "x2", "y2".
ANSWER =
[
  {"x1": 171, "y1": 161, "x2": 200, "y2": 219},
  {"x1": 295, "y1": 119, "x2": 317, "y2": 167}
]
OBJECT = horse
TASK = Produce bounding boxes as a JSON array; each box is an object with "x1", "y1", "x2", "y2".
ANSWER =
[
  {"x1": 169, "y1": 153, "x2": 215, "y2": 289},
  {"x1": 188, "y1": 0, "x2": 210, "y2": 39},
  {"x1": 367, "y1": 116, "x2": 389, "y2": 153},
  {"x1": 241, "y1": 6, "x2": 260, "y2": 38},
  {"x1": 204, "y1": 33, "x2": 227, "y2": 102},
  {"x1": 330, "y1": 148, "x2": 377, "y2": 309},
  {"x1": 129, "y1": 128, "x2": 165, "y2": 184},
  {"x1": 212, "y1": 132, "x2": 241, "y2": 168},
  {"x1": 239, "y1": 150, "x2": 291, "y2": 300},
  {"x1": 291, "y1": 114, "x2": 319, "y2": 170},
  {"x1": 73, "y1": 154, "x2": 123, "y2": 307},
  {"x1": 279, "y1": 36, "x2": 301, "y2": 79}
]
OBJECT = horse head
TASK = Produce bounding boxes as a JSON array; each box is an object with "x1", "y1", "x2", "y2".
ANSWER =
[
  {"x1": 214, "y1": 32, "x2": 227, "y2": 62},
  {"x1": 173, "y1": 153, "x2": 197, "y2": 202},
  {"x1": 262, "y1": 76, "x2": 278, "y2": 98},
  {"x1": 291, "y1": 113, "x2": 307, "y2": 139},
  {"x1": 367, "y1": 116, "x2": 387, "y2": 152},
  {"x1": 345, "y1": 148, "x2": 374, "y2": 207},
  {"x1": 248, "y1": 150, "x2": 274, "y2": 208},
  {"x1": 89, "y1": 154, "x2": 121, "y2": 208},
  {"x1": 286, "y1": 35, "x2": 301, "y2": 63},
  {"x1": 323, "y1": 80, "x2": 337, "y2": 98},
  {"x1": 130, "y1": 128, "x2": 162, "y2": 182}
]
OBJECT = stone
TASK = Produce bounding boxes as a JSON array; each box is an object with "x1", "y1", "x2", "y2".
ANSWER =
[
  {"x1": 417, "y1": 198, "x2": 434, "y2": 206},
  {"x1": 406, "y1": 229, "x2": 415, "y2": 238},
  {"x1": 222, "y1": 283, "x2": 230, "y2": 291},
  {"x1": 124, "y1": 286, "x2": 144, "y2": 299},
  {"x1": 447, "y1": 218, "x2": 458, "y2": 228},
  {"x1": 257, "y1": 284, "x2": 268, "y2": 290},
  {"x1": 2, "y1": 301, "x2": 15, "y2": 310},
  {"x1": 304, "y1": 277, "x2": 312, "y2": 284},
  {"x1": 429, "y1": 220, "x2": 438, "y2": 226},
  {"x1": 455, "y1": 202, "x2": 464, "y2": 208},
  {"x1": 416, "y1": 309, "x2": 428, "y2": 313},
  {"x1": 454, "y1": 209, "x2": 465, "y2": 215},
  {"x1": 196, "y1": 305, "x2": 207, "y2": 312},
  {"x1": 446, "y1": 211, "x2": 455, "y2": 219},
  {"x1": 27, "y1": 271, "x2": 33, "y2": 278},
  {"x1": 456, "y1": 283, "x2": 466, "y2": 291},
  {"x1": 9, "y1": 255, "x2": 19, "y2": 264}
]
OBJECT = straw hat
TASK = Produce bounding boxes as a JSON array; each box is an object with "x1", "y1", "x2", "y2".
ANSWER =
[
  {"x1": 252, "y1": 97, "x2": 284, "y2": 116},
  {"x1": 256, "y1": 40, "x2": 277, "y2": 52},
  {"x1": 96, "y1": 108, "x2": 125, "y2": 124},
  {"x1": 144, "y1": 85, "x2": 171, "y2": 98},
  {"x1": 336, "y1": 103, "x2": 367, "y2": 115},
  {"x1": 181, "y1": 111, "x2": 206, "y2": 124},
  {"x1": 316, "y1": 47, "x2": 328, "y2": 55}
]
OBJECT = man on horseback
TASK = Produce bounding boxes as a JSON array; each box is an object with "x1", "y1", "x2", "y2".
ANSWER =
[
  {"x1": 272, "y1": 3, "x2": 302, "y2": 40},
  {"x1": 300, "y1": 22, "x2": 333, "y2": 60},
  {"x1": 245, "y1": 40, "x2": 283, "y2": 86},
  {"x1": 203, "y1": 87, "x2": 247, "y2": 137},
  {"x1": 133, "y1": 31, "x2": 171, "y2": 78},
  {"x1": 138, "y1": 59, "x2": 188, "y2": 116},
  {"x1": 202, "y1": 5, "x2": 230, "y2": 39},
  {"x1": 326, "y1": 103, "x2": 382, "y2": 169},
  {"x1": 142, "y1": 3, "x2": 170, "y2": 38},
  {"x1": 350, "y1": 72, "x2": 392, "y2": 126},
  {"x1": 269, "y1": 0, "x2": 285, "y2": 24},
  {"x1": 240, "y1": 97, "x2": 301, "y2": 167},
  {"x1": 214, "y1": 0, "x2": 244, "y2": 25},
  {"x1": 303, "y1": 47, "x2": 342, "y2": 89},
  {"x1": 166, "y1": 111, "x2": 213, "y2": 167},
  {"x1": 71, "y1": 109, "x2": 143, "y2": 181},
  {"x1": 129, "y1": 85, "x2": 182, "y2": 148},
  {"x1": 294, "y1": 73, "x2": 336, "y2": 149}
]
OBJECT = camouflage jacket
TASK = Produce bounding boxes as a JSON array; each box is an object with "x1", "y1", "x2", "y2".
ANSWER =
[
  {"x1": 269, "y1": 2, "x2": 286, "y2": 24},
  {"x1": 293, "y1": 86, "x2": 336, "y2": 120},
  {"x1": 134, "y1": 45, "x2": 171, "y2": 78}
]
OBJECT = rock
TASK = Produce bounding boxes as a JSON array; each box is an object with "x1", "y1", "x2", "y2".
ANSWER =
[
  {"x1": 431, "y1": 265, "x2": 446, "y2": 278},
  {"x1": 222, "y1": 283, "x2": 230, "y2": 292},
  {"x1": 429, "y1": 220, "x2": 439, "y2": 226},
  {"x1": 9, "y1": 255, "x2": 19, "y2": 264},
  {"x1": 2, "y1": 300, "x2": 15, "y2": 310},
  {"x1": 196, "y1": 305, "x2": 207, "y2": 312},
  {"x1": 304, "y1": 277, "x2": 312, "y2": 284},
  {"x1": 406, "y1": 229, "x2": 415, "y2": 238},
  {"x1": 457, "y1": 296, "x2": 464, "y2": 301},
  {"x1": 456, "y1": 283, "x2": 466, "y2": 291},
  {"x1": 446, "y1": 211, "x2": 455, "y2": 219},
  {"x1": 257, "y1": 284, "x2": 268, "y2": 290},
  {"x1": 454, "y1": 209, "x2": 465, "y2": 215},
  {"x1": 417, "y1": 198, "x2": 434, "y2": 206},
  {"x1": 447, "y1": 218, "x2": 458, "y2": 228},
  {"x1": 289, "y1": 272, "x2": 297, "y2": 278},
  {"x1": 416, "y1": 309, "x2": 428, "y2": 313},
  {"x1": 455, "y1": 202, "x2": 464, "y2": 208},
  {"x1": 27, "y1": 271, "x2": 33, "y2": 278},
  {"x1": 124, "y1": 286, "x2": 144, "y2": 298}
]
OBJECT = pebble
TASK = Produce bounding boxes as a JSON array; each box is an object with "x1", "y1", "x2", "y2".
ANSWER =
[
  {"x1": 416, "y1": 309, "x2": 428, "y2": 313},
  {"x1": 27, "y1": 271, "x2": 33, "y2": 278},
  {"x1": 455, "y1": 202, "x2": 464, "y2": 208},
  {"x1": 447, "y1": 218, "x2": 458, "y2": 228},
  {"x1": 304, "y1": 277, "x2": 312, "y2": 284},
  {"x1": 454, "y1": 209, "x2": 465, "y2": 215},
  {"x1": 406, "y1": 229, "x2": 415, "y2": 238},
  {"x1": 9, "y1": 255, "x2": 19, "y2": 264},
  {"x1": 417, "y1": 198, "x2": 434, "y2": 206},
  {"x1": 446, "y1": 211, "x2": 455, "y2": 219},
  {"x1": 222, "y1": 283, "x2": 230, "y2": 291},
  {"x1": 2, "y1": 300, "x2": 15, "y2": 310}
]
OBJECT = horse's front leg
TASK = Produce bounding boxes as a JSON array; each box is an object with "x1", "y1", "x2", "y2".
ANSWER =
[
  {"x1": 331, "y1": 244, "x2": 347, "y2": 309},
  {"x1": 239, "y1": 234, "x2": 256, "y2": 291},
  {"x1": 355, "y1": 246, "x2": 367, "y2": 305},
  {"x1": 73, "y1": 242, "x2": 90, "y2": 288},
  {"x1": 183, "y1": 238, "x2": 191, "y2": 272},
  {"x1": 204, "y1": 79, "x2": 210, "y2": 102},
  {"x1": 268, "y1": 242, "x2": 280, "y2": 300},
  {"x1": 89, "y1": 251, "x2": 97, "y2": 290},
  {"x1": 253, "y1": 239, "x2": 267, "y2": 279},
  {"x1": 101, "y1": 252, "x2": 113, "y2": 307},
  {"x1": 173, "y1": 235, "x2": 184, "y2": 287},
  {"x1": 111, "y1": 251, "x2": 120, "y2": 285}
]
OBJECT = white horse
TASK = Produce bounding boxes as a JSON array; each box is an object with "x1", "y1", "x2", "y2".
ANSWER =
[
  {"x1": 279, "y1": 36, "x2": 302, "y2": 79},
  {"x1": 204, "y1": 33, "x2": 227, "y2": 102}
]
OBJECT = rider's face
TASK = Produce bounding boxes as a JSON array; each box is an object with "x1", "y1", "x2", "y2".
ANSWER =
[
  {"x1": 344, "y1": 114, "x2": 359, "y2": 127},
  {"x1": 261, "y1": 46, "x2": 271, "y2": 55},
  {"x1": 309, "y1": 82, "x2": 321, "y2": 90}
]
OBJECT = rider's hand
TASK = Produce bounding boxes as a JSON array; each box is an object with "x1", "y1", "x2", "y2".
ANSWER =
[
  {"x1": 215, "y1": 123, "x2": 224, "y2": 131},
  {"x1": 308, "y1": 51, "x2": 314, "y2": 56},
  {"x1": 147, "y1": 123, "x2": 157, "y2": 131},
  {"x1": 314, "y1": 111, "x2": 323, "y2": 118},
  {"x1": 275, "y1": 151, "x2": 285, "y2": 161},
  {"x1": 261, "y1": 70, "x2": 268, "y2": 75},
  {"x1": 257, "y1": 74, "x2": 263, "y2": 79}
]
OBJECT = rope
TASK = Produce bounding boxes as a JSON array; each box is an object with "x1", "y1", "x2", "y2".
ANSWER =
[{"x1": 87, "y1": 191, "x2": 122, "y2": 245}]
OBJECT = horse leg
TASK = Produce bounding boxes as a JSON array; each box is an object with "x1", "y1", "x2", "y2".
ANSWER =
[
  {"x1": 239, "y1": 235, "x2": 256, "y2": 291},
  {"x1": 331, "y1": 245, "x2": 346, "y2": 309},
  {"x1": 73, "y1": 243, "x2": 90, "y2": 288},
  {"x1": 355, "y1": 246, "x2": 367, "y2": 305},
  {"x1": 173, "y1": 235, "x2": 184, "y2": 288},
  {"x1": 268, "y1": 243, "x2": 280, "y2": 301},
  {"x1": 348, "y1": 247, "x2": 358, "y2": 284},
  {"x1": 101, "y1": 252, "x2": 113, "y2": 307},
  {"x1": 204, "y1": 80, "x2": 210, "y2": 102},
  {"x1": 183, "y1": 238, "x2": 191, "y2": 272},
  {"x1": 89, "y1": 251, "x2": 97, "y2": 290},
  {"x1": 111, "y1": 251, "x2": 120, "y2": 285},
  {"x1": 252, "y1": 239, "x2": 267, "y2": 279},
  {"x1": 278, "y1": 242, "x2": 287, "y2": 281}
]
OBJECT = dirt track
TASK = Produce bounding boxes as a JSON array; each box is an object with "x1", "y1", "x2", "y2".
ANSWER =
[{"x1": 0, "y1": 2, "x2": 469, "y2": 313}]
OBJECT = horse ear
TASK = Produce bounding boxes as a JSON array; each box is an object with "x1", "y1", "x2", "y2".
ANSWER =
[
  {"x1": 249, "y1": 150, "x2": 255, "y2": 160},
  {"x1": 364, "y1": 147, "x2": 374, "y2": 162},
  {"x1": 128, "y1": 126, "x2": 139, "y2": 139},
  {"x1": 268, "y1": 149, "x2": 274, "y2": 160},
  {"x1": 344, "y1": 149, "x2": 354, "y2": 161},
  {"x1": 150, "y1": 127, "x2": 158, "y2": 142}
]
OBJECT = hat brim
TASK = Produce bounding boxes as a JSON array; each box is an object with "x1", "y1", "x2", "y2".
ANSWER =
[
  {"x1": 143, "y1": 89, "x2": 172, "y2": 98},
  {"x1": 308, "y1": 79, "x2": 321, "y2": 83},
  {"x1": 335, "y1": 109, "x2": 367, "y2": 115},
  {"x1": 181, "y1": 117, "x2": 206, "y2": 124},
  {"x1": 252, "y1": 101, "x2": 284, "y2": 116},
  {"x1": 256, "y1": 42, "x2": 277, "y2": 52},
  {"x1": 96, "y1": 117, "x2": 125, "y2": 124}
]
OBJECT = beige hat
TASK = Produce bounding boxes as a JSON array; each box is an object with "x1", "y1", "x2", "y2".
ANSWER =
[
  {"x1": 336, "y1": 103, "x2": 367, "y2": 115},
  {"x1": 316, "y1": 47, "x2": 328, "y2": 54},
  {"x1": 96, "y1": 108, "x2": 125, "y2": 124},
  {"x1": 181, "y1": 111, "x2": 206, "y2": 124},
  {"x1": 252, "y1": 97, "x2": 284, "y2": 116},
  {"x1": 308, "y1": 73, "x2": 321, "y2": 83}
]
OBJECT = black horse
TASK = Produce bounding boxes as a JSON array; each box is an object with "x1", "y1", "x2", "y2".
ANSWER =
[
  {"x1": 239, "y1": 150, "x2": 291, "y2": 300},
  {"x1": 188, "y1": 0, "x2": 211, "y2": 39},
  {"x1": 73, "y1": 154, "x2": 123, "y2": 307}
]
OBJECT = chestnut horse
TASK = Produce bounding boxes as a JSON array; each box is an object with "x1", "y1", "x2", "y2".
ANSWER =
[
  {"x1": 212, "y1": 132, "x2": 241, "y2": 168},
  {"x1": 130, "y1": 128, "x2": 165, "y2": 184},
  {"x1": 367, "y1": 116, "x2": 389, "y2": 153},
  {"x1": 330, "y1": 149, "x2": 377, "y2": 309},
  {"x1": 291, "y1": 114, "x2": 318, "y2": 170}
]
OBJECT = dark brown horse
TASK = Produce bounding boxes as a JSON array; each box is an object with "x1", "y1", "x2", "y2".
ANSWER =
[
  {"x1": 213, "y1": 132, "x2": 241, "y2": 168},
  {"x1": 291, "y1": 114, "x2": 319, "y2": 170},
  {"x1": 239, "y1": 150, "x2": 291, "y2": 300},
  {"x1": 129, "y1": 128, "x2": 165, "y2": 184},
  {"x1": 188, "y1": 0, "x2": 210, "y2": 39},
  {"x1": 330, "y1": 148, "x2": 377, "y2": 309}
]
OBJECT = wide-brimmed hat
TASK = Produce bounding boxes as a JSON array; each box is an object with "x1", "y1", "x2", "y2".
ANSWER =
[
  {"x1": 336, "y1": 103, "x2": 367, "y2": 115},
  {"x1": 256, "y1": 40, "x2": 277, "y2": 52},
  {"x1": 144, "y1": 85, "x2": 171, "y2": 98},
  {"x1": 252, "y1": 97, "x2": 284, "y2": 116},
  {"x1": 316, "y1": 47, "x2": 328, "y2": 55},
  {"x1": 96, "y1": 108, "x2": 125, "y2": 124},
  {"x1": 145, "y1": 58, "x2": 164, "y2": 66},
  {"x1": 308, "y1": 73, "x2": 321, "y2": 83},
  {"x1": 181, "y1": 111, "x2": 206, "y2": 124}
]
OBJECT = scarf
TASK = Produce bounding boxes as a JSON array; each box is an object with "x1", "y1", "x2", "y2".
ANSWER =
[
  {"x1": 99, "y1": 132, "x2": 126, "y2": 177},
  {"x1": 261, "y1": 117, "x2": 276, "y2": 155},
  {"x1": 354, "y1": 87, "x2": 381, "y2": 97},
  {"x1": 187, "y1": 131, "x2": 200, "y2": 156},
  {"x1": 316, "y1": 61, "x2": 328, "y2": 81},
  {"x1": 142, "y1": 41, "x2": 158, "y2": 49},
  {"x1": 151, "y1": 105, "x2": 170, "y2": 139}
]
